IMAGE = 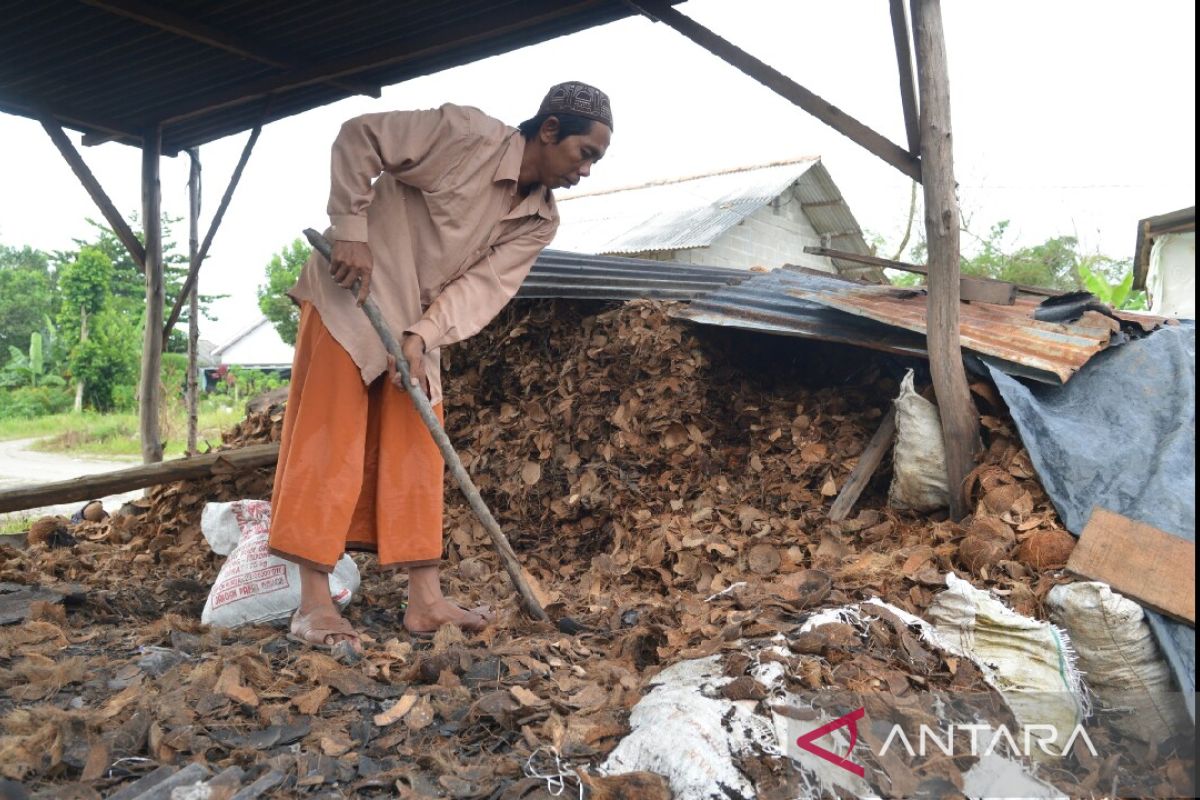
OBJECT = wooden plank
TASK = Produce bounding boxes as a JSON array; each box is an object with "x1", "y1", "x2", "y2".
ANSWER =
[
  {"x1": 829, "y1": 406, "x2": 896, "y2": 522},
  {"x1": 0, "y1": 443, "x2": 280, "y2": 514},
  {"x1": 803, "y1": 245, "x2": 1056, "y2": 297},
  {"x1": 1068, "y1": 508, "x2": 1195, "y2": 625},
  {"x1": 912, "y1": 0, "x2": 980, "y2": 520},
  {"x1": 889, "y1": 0, "x2": 921, "y2": 155},
  {"x1": 40, "y1": 117, "x2": 146, "y2": 272},
  {"x1": 629, "y1": 0, "x2": 921, "y2": 182},
  {"x1": 139, "y1": 124, "x2": 164, "y2": 464},
  {"x1": 959, "y1": 275, "x2": 1017, "y2": 305}
]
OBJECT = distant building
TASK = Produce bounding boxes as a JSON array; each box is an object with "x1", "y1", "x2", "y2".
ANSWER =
[
  {"x1": 553, "y1": 157, "x2": 884, "y2": 281},
  {"x1": 1133, "y1": 206, "x2": 1195, "y2": 319},
  {"x1": 205, "y1": 316, "x2": 294, "y2": 390}
]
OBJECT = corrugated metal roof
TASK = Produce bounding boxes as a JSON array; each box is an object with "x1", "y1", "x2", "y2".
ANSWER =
[
  {"x1": 786, "y1": 284, "x2": 1172, "y2": 384},
  {"x1": 519, "y1": 249, "x2": 750, "y2": 301},
  {"x1": 553, "y1": 158, "x2": 883, "y2": 280},
  {"x1": 664, "y1": 266, "x2": 1174, "y2": 384},
  {"x1": 554, "y1": 159, "x2": 817, "y2": 254},
  {"x1": 1, "y1": 1, "x2": 661, "y2": 153},
  {"x1": 515, "y1": 252, "x2": 1170, "y2": 384}
]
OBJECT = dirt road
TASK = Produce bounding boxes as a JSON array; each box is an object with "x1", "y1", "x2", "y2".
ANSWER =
[{"x1": 0, "y1": 437, "x2": 142, "y2": 524}]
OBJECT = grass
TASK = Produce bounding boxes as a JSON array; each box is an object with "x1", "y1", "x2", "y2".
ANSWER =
[
  {"x1": 0, "y1": 515, "x2": 32, "y2": 534},
  {"x1": 0, "y1": 405, "x2": 243, "y2": 459}
]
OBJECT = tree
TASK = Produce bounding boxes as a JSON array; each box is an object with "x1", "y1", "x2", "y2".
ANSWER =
[
  {"x1": 257, "y1": 238, "x2": 310, "y2": 345},
  {"x1": 58, "y1": 218, "x2": 225, "y2": 353},
  {"x1": 57, "y1": 246, "x2": 114, "y2": 411},
  {"x1": 0, "y1": 244, "x2": 55, "y2": 367}
]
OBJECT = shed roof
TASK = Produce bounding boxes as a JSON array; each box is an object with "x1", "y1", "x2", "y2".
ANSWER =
[
  {"x1": 552, "y1": 157, "x2": 882, "y2": 278},
  {"x1": 0, "y1": 1, "x2": 660, "y2": 154}
]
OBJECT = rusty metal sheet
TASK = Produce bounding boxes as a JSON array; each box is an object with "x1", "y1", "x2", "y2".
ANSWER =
[{"x1": 788, "y1": 284, "x2": 1172, "y2": 384}]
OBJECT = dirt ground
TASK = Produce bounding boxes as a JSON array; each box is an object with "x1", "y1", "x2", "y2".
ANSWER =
[{"x1": 0, "y1": 300, "x2": 1192, "y2": 799}]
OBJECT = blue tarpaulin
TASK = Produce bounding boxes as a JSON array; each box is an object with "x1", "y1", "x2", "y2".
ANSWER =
[{"x1": 988, "y1": 323, "x2": 1196, "y2": 721}]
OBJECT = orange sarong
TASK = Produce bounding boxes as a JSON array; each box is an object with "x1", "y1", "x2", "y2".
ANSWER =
[{"x1": 269, "y1": 302, "x2": 444, "y2": 572}]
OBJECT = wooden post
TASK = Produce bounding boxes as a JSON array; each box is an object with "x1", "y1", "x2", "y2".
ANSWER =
[
  {"x1": 186, "y1": 148, "x2": 201, "y2": 456},
  {"x1": 911, "y1": 0, "x2": 980, "y2": 519},
  {"x1": 889, "y1": 0, "x2": 921, "y2": 156},
  {"x1": 163, "y1": 123, "x2": 262, "y2": 342},
  {"x1": 139, "y1": 124, "x2": 164, "y2": 464}
]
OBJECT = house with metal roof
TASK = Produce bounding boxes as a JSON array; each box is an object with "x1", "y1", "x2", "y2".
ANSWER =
[{"x1": 553, "y1": 158, "x2": 885, "y2": 282}]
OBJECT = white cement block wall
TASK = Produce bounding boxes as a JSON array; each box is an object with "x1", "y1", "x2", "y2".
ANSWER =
[{"x1": 624, "y1": 185, "x2": 838, "y2": 274}]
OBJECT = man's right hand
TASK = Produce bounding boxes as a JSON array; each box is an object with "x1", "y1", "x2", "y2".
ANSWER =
[{"x1": 330, "y1": 240, "x2": 373, "y2": 305}]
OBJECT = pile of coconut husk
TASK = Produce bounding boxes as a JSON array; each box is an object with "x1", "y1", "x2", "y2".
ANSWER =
[{"x1": 0, "y1": 299, "x2": 1190, "y2": 799}]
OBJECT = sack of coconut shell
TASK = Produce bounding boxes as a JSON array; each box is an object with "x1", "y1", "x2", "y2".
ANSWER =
[
  {"x1": 1047, "y1": 581, "x2": 1191, "y2": 743},
  {"x1": 888, "y1": 370, "x2": 950, "y2": 512},
  {"x1": 199, "y1": 500, "x2": 359, "y2": 627}
]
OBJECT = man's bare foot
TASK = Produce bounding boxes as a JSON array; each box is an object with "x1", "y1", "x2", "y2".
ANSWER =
[
  {"x1": 289, "y1": 607, "x2": 363, "y2": 653},
  {"x1": 404, "y1": 599, "x2": 493, "y2": 635},
  {"x1": 290, "y1": 564, "x2": 361, "y2": 652}
]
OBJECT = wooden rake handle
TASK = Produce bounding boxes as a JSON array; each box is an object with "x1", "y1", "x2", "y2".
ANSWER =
[{"x1": 303, "y1": 229, "x2": 547, "y2": 622}]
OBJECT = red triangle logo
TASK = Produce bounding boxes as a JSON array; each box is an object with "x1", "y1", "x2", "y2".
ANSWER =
[{"x1": 795, "y1": 706, "x2": 866, "y2": 778}]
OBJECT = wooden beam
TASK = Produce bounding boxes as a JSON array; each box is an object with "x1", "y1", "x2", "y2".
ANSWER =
[
  {"x1": 829, "y1": 407, "x2": 896, "y2": 522},
  {"x1": 889, "y1": 0, "x2": 921, "y2": 155},
  {"x1": 139, "y1": 124, "x2": 164, "y2": 465},
  {"x1": 628, "y1": 0, "x2": 921, "y2": 182},
  {"x1": 912, "y1": 0, "x2": 979, "y2": 520},
  {"x1": 79, "y1": 0, "x2": 380, "y2": 99},
  {"x1": 0, "y1": 444, "x2": 279, "y2": 514},
  {"x1": 1068, "y1": 508, "x2": 1195, "y2": 625},
  {"x1": 39, "y1": 117, "x2": 146, "y2": 272},
  {"x1": 163, "y1": 123, "x2": 262, "y2": 343},
  {"x1": 143, "y1": 2, "x2": 602, "y2": 129},
  {"x1": 185, "y1": 149, "x2": 201, "y2": 456},
  {"x1": 803, "y1": 245, "x2": 1057, "y2": 297}
]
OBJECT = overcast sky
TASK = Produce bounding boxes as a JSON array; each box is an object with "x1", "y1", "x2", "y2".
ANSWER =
[{"x1": 0, "y1": 0, "x2": 1194, "y2": 344}]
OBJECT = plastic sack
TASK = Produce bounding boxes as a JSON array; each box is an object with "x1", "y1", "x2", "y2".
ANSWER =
[
  {"x1": 888, "y1": 370, "x2": 950, "y2": 511},
  {"x1": 199, "y1": 500, "x2": 359, "y2": 628},
  {"x1": 926, "y1": 573, "x2": 1086, "y2": 760},
  {"x1": 1047, "y1": 581, "x2": 1190, "y2": 742}
]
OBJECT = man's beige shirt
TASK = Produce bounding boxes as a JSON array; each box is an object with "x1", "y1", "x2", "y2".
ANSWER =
[{"x1": 290, "y1": 103, "x2": 559, "y2": 405}]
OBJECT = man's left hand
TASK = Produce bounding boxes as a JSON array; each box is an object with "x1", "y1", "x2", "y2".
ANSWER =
[{"x1": 388, "y1": 334, "x2": 430, "y2": 398}]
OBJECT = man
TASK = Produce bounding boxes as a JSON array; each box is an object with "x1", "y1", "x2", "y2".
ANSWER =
[{"x1": 269, "y1": 82, "x2": 612, "y2": 651}]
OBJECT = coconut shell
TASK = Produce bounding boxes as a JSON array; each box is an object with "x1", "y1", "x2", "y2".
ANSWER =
[
  {"x1": 967, "y1": 515, "x2": 1016, "y2": 545},
  {"x1": 27, "y1": 516, "x2": 70, "y2": 547},
  {"x1": 958, "y1": 535, "x2": 1010, "y2": 574},
  {"x1": 1017, "y1": 529, "x2": 1076, "y2": 570},
  {"x1": 981, "y1": 483, "x2": 1024, "y2": 516}
]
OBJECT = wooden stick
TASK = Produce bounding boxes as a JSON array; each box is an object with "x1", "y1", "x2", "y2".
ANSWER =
[
  {"x1": 304, "y1": 229, "x2": 548, "y2": 622},
  {"x1": 186, "y1": 148, "x2": 201, "y2": 455},
  {"x1": 913, "y1": 0, "x2": 980, "y2": 520},
  {"x1": 0, "y1": 443, "x2": 280, "y2": 514},
  {"x1": 829, "y1": 407, "x2": 896, "y2": 522},
  {"x1": 802, "y1": 245, "x2": 1056, "y2": 297},
  {"x1": 163, "y1": 121, "x2": 262, "y2": 342},
  {"x1": 139, "y1": 124, "x2": 165, "y2": 465},
  {"x1": 627, "y1": 0, "x2": 921, "y2": 182}
]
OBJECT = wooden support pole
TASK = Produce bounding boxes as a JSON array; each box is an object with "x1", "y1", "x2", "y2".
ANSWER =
[
  {"x1": 889, "y1": 0, "x2": 921, "y2": 155},
  {"x1": 627, "y1": 0, "x2": 921, "y2": 182},
  {"x1": 0, "y1": 444, "x2": 279, "y2": 515},
  {"x1": 139, "y1": 124, "x2": 165, "y2": 464},
  {"x1": 39, "y1": 117, "x2": 146, "y2": 272},
  {"x1": 912, "y1": 0, "x2": 980, "y2": 520},
  {"x1": 186, "y1": 149, "x2": 201, "y2": 456},
  {"x1": 163, "y1": 123, "x2": 261, "y2": 343},
  {"x1": 829, "y1": 407, "x2": 896, "y2": 522}
]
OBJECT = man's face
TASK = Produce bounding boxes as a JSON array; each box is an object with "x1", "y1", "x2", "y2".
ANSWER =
[{"x1": 540, "y1": 119, "x2": 611, "y2": 190}]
